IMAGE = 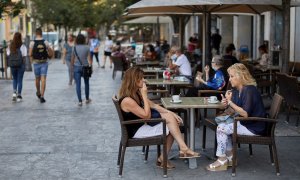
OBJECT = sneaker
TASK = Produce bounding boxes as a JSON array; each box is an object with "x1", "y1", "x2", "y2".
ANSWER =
[
  {"x1": 78, "y1": 101, "x2": 83, "y2": 106},
  {"x1": 40, "y1": 97, "x2": 46, "y2": 103},
  {"x1": 97, "y1": 62, "x2": 100, "y2": 68},
  {"x1": 17, "y1": 95, "x2": 22, "y2": 102},
  {"x1": 101, "y1": 66, "x2": 105, "y2": 69},
  {"x1": 86, "y1": 99, "x2": 92, "y2": 104},
  {"x1": 12, "y1": 93, "x2": 17, "y2": 102},
  {"x1": 36, "y1": 92, "x2": 41, "y2": 99},
  {"x1": 110, "y1": 65, "x2": 112, "y2": 68}
]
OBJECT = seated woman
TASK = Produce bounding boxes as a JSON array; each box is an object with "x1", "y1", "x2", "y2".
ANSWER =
[
  {"x1": 144, "y1": 44, "x2": 157, "y2": 61},
  {"x1": 186, "y1": 55, "x2": 227, "y2": 97},
  {"x1": 206, "y1": 63, "x2": 266, "y2": 171},
  {"x1": 255, "y1": 44, "x2": 269, "y2": 68},
  {"x1": 119, "y1": 67, "x2": 200, "y2": 169}
]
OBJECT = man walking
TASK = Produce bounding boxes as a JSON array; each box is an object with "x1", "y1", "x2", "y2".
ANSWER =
[
  {"x1": 29, "y1": 28, "x2": 53, "y2": 103},
  {"x1": 211, "y1": 28, "x2": 222, "y2": 55}
]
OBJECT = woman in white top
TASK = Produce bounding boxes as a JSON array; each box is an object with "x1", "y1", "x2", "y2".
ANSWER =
[
  {"x1": 7, "y1": 32, "x2": 27, "y2": 102},
  {"x1": 257, "y1": 44, "x2": 269, "y2": 67},
  {"x1": 101, "y1": 35, "x2": 113, "y2": 68}
]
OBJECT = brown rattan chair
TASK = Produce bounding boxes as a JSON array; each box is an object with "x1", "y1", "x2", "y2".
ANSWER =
[
  {"x1": 276, "y1": 72, "x2": 300, "y2": 126},
  {"x1": 231, "y1": 93, "x2": 283, "y2": 176},
  {"x1": 112, "y1": 95, "x2": 168, "y2": 178}
]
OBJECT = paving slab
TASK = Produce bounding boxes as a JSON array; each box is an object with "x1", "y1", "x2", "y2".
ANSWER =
[{"x1": 0, "y1": 53, "x2": 300, "y2": 179}]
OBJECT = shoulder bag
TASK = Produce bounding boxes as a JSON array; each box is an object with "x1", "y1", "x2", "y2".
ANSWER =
[{"x1": 74, "y1": 46, "x2": 92, "y2": 78}]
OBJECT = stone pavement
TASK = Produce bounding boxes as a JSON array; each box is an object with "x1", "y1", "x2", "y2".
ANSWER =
[{"x1": 0, "y1": 59, "x2": 300, "y2": 180}]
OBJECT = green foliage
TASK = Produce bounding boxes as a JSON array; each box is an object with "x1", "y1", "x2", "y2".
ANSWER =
[
  {"x1": 0, "y1": 0, "x2": 24, "y2": 19},
  {"x1": 29, "y1": 0, "x2": 140, "y2": 31}
]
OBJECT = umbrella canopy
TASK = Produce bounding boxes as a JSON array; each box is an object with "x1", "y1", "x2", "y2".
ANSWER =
[
  {"x1": 127, "y1": 0, "x2": 283, "y2": 15},
  {"x1": 123, "y1": 16, "x2": 172, "y2": 24}
]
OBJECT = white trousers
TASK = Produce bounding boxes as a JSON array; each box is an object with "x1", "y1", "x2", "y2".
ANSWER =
[{"x1": 216, "y1": 121, "x2": 256, "y2": 157}]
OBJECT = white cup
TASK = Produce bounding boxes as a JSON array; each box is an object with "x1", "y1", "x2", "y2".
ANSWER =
[
  {"x1": 172, "y1": 95, "x2": 180, "y2": 102},
  {"x1": 209, "y1": 96, "x2": 218, "y2": 102}
]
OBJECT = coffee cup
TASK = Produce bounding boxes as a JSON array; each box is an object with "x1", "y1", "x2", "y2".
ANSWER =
[
  {"x1": 172, "y1": 95, "x2": 180, "y2": 102},
  {"x1": 209, "y1": 96, "x2": 218, "y2": 102}
]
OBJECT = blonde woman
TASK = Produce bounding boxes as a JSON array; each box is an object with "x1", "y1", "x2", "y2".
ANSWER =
[
  {"x1": 119, "y1": 67, "x2": 200, "y2": 169},
  {"x1": 207, "y1": 63, "x2": 266, "y2": 172}
]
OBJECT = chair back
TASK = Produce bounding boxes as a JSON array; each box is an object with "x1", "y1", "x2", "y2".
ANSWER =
[
  {"x1": 112, "y1": 95, "x2": 129, "y2": 139},
  {"x1": 268, "y1": 93, "x2": 283, "y2": 119},
  {"x1": 276, "y1": 72, "x2": 300, "y2": 106},
  {"x1": 265, "y1": 93, "x2": 283, "y2": 136}
]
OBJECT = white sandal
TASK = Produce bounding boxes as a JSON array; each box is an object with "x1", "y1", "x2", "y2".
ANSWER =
[{"x1": 206, "y1": 159, "x2": 228, "y2": 171}]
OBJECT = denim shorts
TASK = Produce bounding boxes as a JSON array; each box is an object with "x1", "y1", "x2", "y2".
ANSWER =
[{"x1": 33, "y1": 62, "x2": 48, "y2": 77}]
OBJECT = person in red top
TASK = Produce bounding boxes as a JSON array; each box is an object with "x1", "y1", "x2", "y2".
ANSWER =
[{"x1": 144, "y1": 44, "x2": 157, "y2": 61}]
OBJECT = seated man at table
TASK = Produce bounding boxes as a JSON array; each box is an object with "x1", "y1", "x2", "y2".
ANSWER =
[
  {"x1": 186, "y1": 55, "x2": 228, "y2": 97},
  {"x1": 144, "y1": 44, "x2": 157, "y2": 61},
  {"x1": 168, "y1": 46, "x2": 192, "y2": 80}
]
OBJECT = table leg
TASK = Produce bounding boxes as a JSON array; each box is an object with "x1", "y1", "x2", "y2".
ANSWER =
[{"x1": 188, "y1": 108, "x2": 197, "y2": 169}]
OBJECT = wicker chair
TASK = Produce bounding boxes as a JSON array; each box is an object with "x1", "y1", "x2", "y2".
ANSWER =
[
  {"x1": 231, "y1": 93, "x2": 283, "y2": 176},
  {"x1": 112, "y1": 95, "x2": 168, "y2": 178},
  {"x1": 276, "y1": 72, "x2": 300, "y2": 126}
]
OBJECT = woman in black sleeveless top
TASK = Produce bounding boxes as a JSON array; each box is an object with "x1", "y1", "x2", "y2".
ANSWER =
[{"x1": 119, "y1": 67, "x2": 200, "y2": 169}]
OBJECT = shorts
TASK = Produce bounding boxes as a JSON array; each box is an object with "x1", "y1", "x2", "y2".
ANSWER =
[
  {"x1": 33, "y1": 62, "x2": 48, "y2": 77},
  {"x1": 104, "y1": 51, "x2": 112, "y2": 56},
  {"x1": 133, "y1": 122, "x2": 170, "y2": 138}
]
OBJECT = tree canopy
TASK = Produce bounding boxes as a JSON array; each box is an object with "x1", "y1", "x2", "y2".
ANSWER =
[
  {"x1": 30, "y1": 0, "x2": 139, "y2": 32},
  {"x1": 0, "y1": 0, "x2": 24, "y2": 19}
]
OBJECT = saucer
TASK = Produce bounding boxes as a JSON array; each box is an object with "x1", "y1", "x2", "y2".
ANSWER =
[
  {"x1": 170, "y1": 100, "x2": 182, "y2": 104},
  {"x1": 208, "y1": 100, "x2": 219, "y2": 104}
]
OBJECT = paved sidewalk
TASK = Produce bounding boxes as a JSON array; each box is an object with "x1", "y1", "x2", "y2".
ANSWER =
[{"x1": 0, "y1": 59, "x2": 300, "y2": 180}]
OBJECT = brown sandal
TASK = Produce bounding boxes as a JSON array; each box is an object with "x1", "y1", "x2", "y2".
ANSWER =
[
  {"x1": 156, "y1": 158, "x2": 175, "y2": 170},
  {"x1": 179, "y1": 149, "x2": 201, "y2": 159}
]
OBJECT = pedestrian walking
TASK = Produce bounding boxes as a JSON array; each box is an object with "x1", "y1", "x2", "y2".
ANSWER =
[
  {"x1": 29, "y1": 28, "x2": 54, "y2": 103},
  {"x1": 89, "y1": 35, "x2": 100, "y2": 67},
  {"x1": 101, "y1": 35, "x2": 113, "y2": 68},
  {"x1": 71, "y1": 34, "x2": 93, "y2": 106},
  {"x1": 7, "y1": 32, "x2": 27, "y2": 102},
  {"x1": 61, "y1": 34, "x2": 75, "y2": 85}
]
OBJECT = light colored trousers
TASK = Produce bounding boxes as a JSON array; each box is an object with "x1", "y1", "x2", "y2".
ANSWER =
[{"x1": 216, "y1": 121, "x2": 256, "y2": 157}]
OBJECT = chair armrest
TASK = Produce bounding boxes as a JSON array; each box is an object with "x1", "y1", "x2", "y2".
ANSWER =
[
  {"x1": 122, "y1": 118, "x2": 166, "y2": 125},
  {"x1": 234, "y1": 117, "x2": 278, "y2": 123}
]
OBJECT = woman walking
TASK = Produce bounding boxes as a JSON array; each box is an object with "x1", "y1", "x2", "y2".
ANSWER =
[
  {"x1": 7, "y1": 32, "x2": 27, "y2": 102},
  {"x1": 71, "y1": 34, "x2": 93, "y2": 106},
  {"x1": 61, "y1": 34, "x2": 75, "y2": 85}
]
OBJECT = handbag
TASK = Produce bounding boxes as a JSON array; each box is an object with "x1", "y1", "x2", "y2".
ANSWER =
[
  {"x1": 215, "y1": 106, "x2": 239, "y2": 124},
  {"x1": 74, "y1": 46, "x2": 92, "y2": 78}
]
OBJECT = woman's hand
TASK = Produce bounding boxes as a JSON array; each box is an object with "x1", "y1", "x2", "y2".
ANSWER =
[
  {"x1": 225, "y1": 90, "x2": 232, "y2": 101},
  {"x1": 220, "y1": 94, "x2": 228, "y2": 106},
  {"x1": 140, "y1": 82, "x2": 148, "y2": 98},
  {"x1": 169, "y1": 111, "x2": 183, "y2": 125}
]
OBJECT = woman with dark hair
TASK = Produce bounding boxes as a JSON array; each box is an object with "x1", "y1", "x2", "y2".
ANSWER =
[
  {"x1": 118, "y1": 67, "x2": 200, "y2": 169},
  {"x1": 71, "y1": 34, "x2": 93, "y2": 106},
  {"x1": 7, "y1": 32, "x2": 27, "y2": 102},
  {"x1": 144, "y1": 44, "x2": 157, "y2": 61},
  {"x1": 256, "y1": 44, "x2": 269, "y2": 67}
]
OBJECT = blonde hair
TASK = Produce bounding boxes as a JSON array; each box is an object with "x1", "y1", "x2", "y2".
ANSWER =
[
  {"x1": 228, "y1": 63, "x2": 257, "y2": 86},
  {"x1": 118, "y1": 67, "x2": 144, "y2": 102}
]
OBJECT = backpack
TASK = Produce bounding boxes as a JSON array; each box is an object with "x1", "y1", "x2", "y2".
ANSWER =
[
  {"x1": 32, "y1": 40, "x2": 48, "y2": 60},
  {"x1": 7, "y1": 48, "x2": 23, "y2": 67}
]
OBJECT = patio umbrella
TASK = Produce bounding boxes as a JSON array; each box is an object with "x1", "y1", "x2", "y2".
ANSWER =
[{"x1": 126, "y1": 0, "x2": 300, "y2": 71}]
